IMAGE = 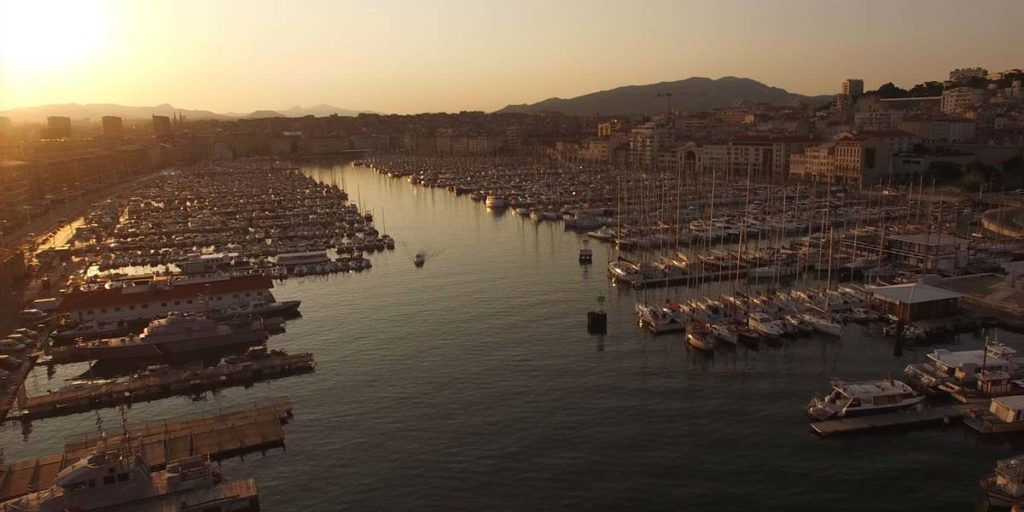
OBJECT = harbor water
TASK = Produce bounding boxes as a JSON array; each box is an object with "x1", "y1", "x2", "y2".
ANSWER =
[{"x1": 2, "y1": 161, "x2": 1019, "y2": 511}]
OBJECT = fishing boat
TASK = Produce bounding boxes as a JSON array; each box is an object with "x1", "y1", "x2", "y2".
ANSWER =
[
  {"x1": 806, "y1": 377, "x2": 925, "y2": 421},
  {"x1": 0, "y1": 449, "x2": 260, "y2": 512},
  {"x1": 686, "y1": 322, "x2": 716, "y2": 351},
  {"x1": 72, "y1": 313, "x2": 267, "y2": 360}
]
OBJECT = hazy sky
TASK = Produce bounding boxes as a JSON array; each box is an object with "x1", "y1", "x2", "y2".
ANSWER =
[{"x1": 1, "y1": 0, "x2": 1022, "y2": 114}]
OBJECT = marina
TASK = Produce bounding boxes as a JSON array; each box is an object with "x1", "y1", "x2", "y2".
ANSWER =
[{"x1": 4, "y1": 159, "x2": 1024, "y2": 511}]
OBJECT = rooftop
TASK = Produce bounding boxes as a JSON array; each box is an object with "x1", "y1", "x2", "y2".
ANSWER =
[{"x1": 870, "y1": 283, "x2": 962, "y2": 304}]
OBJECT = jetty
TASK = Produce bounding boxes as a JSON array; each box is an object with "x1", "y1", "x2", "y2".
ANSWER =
[
  {"x1": 0, "y1": 400, "x2": 292, "y2": 501},
  {"x1": 810, "y1": 404, "x2": 979, "y2": 437},
  {"x1": 10, "y1": 350, "x2": 314, "y2": 421}
]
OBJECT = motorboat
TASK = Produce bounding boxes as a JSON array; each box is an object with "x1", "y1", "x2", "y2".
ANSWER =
[
  {"x1": 807, "y1": 377, "x2": 924, "y2": 420},
  {"x1": 72, "y1": 313, "x2": 267, "y2": 360},
  {"x1": 686, "y1": 322, "x2": 716, "y2": 351},
  {"x1": 904, "y1": 341, "x2": 1020, "y2": 394}
]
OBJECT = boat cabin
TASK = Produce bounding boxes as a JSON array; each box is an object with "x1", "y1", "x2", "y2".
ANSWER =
[
  {"x1": 994, "y1": 454, "x2": 1024, "y2": 500},
  {"x1": 990, "y1": 395, "x2": 1024, "y2": 424}
]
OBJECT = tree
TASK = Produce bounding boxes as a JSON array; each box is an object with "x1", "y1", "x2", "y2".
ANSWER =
[{"x1": 927, "y1": 160, "x2": 962, "y2": 185}]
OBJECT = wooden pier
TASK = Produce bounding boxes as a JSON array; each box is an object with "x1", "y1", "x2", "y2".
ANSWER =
[
  {"x1": 0, "y1": 400, "x2": 292, "y2": 501},
  {"x1": 7, "y1": 351, "x2": 314, "y2": 421},
  {"x1": 810, "y1": 404, "x2": 979, "y2": 437}
]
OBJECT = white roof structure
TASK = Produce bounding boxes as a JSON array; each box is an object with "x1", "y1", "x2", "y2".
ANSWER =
[
  {"x1": 870, "y1": 283, "x2": 962, "y2": 305},
  {"x1": 993, "y1": 395, "x2": 1024, "y2": 411}
]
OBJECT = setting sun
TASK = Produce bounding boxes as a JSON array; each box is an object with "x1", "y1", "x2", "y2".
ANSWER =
[{"x1": 0, "y1": 0, "x2": 111, "y2": 100}]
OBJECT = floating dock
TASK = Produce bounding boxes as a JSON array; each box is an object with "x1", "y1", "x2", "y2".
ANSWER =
[
  {"x1": 8, "y1": 351, "x2": 314, "y2": 421},
  {"x1": 0, "y1": 400, "x2": 292, "y2": 501},
  {"x1": 810, "y1": 404, "x2": 979, "y2": 437}
]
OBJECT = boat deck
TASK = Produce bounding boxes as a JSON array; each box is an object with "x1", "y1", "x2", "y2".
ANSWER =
[
  {"x1": 810, "y1": 404, "x2": 978, "y2": 436},
  {"x1": 0, "y1": 400, "x2": 291, "y2": 501}
]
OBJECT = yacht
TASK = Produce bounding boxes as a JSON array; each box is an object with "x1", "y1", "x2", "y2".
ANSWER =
[
  {"x1": 748, "y1": 313, "x2": 785, "y2": 339},
  {"x1": 72, "y1": 313, "x2": 267, "y2": 360},
  {"x1": 0, "y1": 449, "x2": 259, "y2": 512},
  {"x1": 806, "y1": 378, "x2": 925, "y2": 421},
  {"x1": 586, "y1": 226, "x2": 616, "y2": 241}
]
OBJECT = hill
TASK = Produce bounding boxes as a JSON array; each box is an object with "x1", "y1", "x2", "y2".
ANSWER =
[{"x1": 496, "y1": 76, "x2": 831, "y2": 116}]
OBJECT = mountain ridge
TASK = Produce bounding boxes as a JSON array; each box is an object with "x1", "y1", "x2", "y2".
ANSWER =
[
  {"x1": 0, "y1": 103, "x2": 375, "y2": 123},
  {"x1": 496, "y1": 76, "x2": 832, "y2": 115}
]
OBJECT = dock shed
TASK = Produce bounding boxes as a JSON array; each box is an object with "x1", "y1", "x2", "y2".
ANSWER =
[{"x1": 869, "y1": 283, "x2": 961, "y2": 322}]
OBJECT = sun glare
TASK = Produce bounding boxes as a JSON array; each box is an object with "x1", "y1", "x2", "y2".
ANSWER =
[{"x1": 0, "y1": 0, "x2": 110, "y2": 74}]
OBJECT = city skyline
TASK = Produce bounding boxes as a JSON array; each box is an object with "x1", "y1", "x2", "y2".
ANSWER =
[{"x1": 1, "y1": 0, "x2": 1023, "y2": 115}]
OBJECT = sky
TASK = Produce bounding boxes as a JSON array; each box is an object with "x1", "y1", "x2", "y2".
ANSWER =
[{"x1": 1, "y1": 0, "x2": 1022, "y2": 115}]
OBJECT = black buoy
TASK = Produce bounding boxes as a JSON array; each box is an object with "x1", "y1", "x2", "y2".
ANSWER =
[
  {"x1": 587, "y1": 296, "x2": 607, "y2": 334},
  {"x1": 579, "y1": 239, "x2": 593, "y2": 265}
]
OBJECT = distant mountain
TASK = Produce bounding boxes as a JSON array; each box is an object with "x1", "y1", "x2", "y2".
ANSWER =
[
  {"x1": 0, "y1": 103, "x2": 376, "y2": 123},
  {"x1": 277, "y1": 104, "x2": 372, "y2": 117},
  {"x1": 0, "y1": 103, "x2": 234, "y2": 123},
  {"x1": 245, "y1": 110, "x2": 286, "y2": 119},
  {"x1": 496, "y1": 76, "x2": 832, "y2": 116}
]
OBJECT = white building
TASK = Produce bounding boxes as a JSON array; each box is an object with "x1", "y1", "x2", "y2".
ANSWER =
[{"x1": 942, "y1": 87, "x2": 987, "y2": 114}]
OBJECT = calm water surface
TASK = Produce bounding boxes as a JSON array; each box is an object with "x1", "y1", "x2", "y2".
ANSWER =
[{"x1": 2, "y1": 162, "x2": 1018, "y2": 511}]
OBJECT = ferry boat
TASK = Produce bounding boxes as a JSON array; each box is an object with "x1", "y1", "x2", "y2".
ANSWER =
[
  {"x1": 980, "y1": 454, "x2": 1024, "y2": 509},
  {"x1": 904, "y1": 342, "x2": 1019, "y2": 394},
  {"x1": 0, "y1": 449, "x2": 259, "y2": 512},
  {"x1": 806, "y1": 378, "x2": 925, "y2": 421},
  {"x1": 72, "y1": 313, "x2": 267, "y2": 360}
]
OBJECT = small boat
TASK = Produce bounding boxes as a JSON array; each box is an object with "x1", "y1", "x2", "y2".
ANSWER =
[
  {"x1": 783, "y1": 315, "x2": 813, "y2": 334},
  {"x1": 686, "y1": 322, "x2": 716, "y2": 351},
  {"x1": 802, "y1": 313, "x2": 843, "y2": 337},
  {"x1": 807, "y1": 377, "x2": 925, "y2": 421},
  {"x1": 413, "y1": 253, "x2": 425, "y2": 267},
  {"x1": 846, "y1": 307, "x2": 879, "y2": 323},
  {"x1": 710, "y1": 323, "x2": 738, "y2": 345},
  {"x1": 748, "y1": 313, "x2": 785, "y2": 339}
]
